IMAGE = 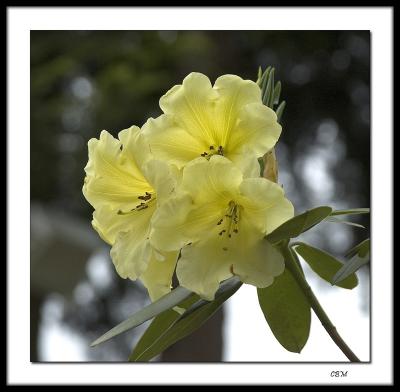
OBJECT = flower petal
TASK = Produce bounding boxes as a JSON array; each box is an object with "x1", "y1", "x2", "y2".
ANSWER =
[
  {"x1": 177, "y1": 239, "x2": 233, "y2": 301},
  {"x1": 176, "y1": 218, "x2": 284, "y2": 300},
  {"x1": 118, "y1": 125, "x2": 152, "y2": 169},
  {"x1": 142, "y1": 115, "x2": 208, "y2": 168},
  {"x1": 213, "y1": 74, "x2": 262, "y2": 147},
  {"x1": 140, "y1": 252, "x2": 178, "y2": 301},
  {"x1": 239, "y1": 177, "x2": 294, "y2": 234},
  {"x1": 159, "y1": 72, "x2": 218, "y2": 144},
  {"x1": 228, "y1": 103, "x2": 282, "y2": 158},
  {"x1": 150, "y1": 191, "x2": 222, "y2": 252},
  {"x1": 110, "y1": 223, "x2": 153, "y2": 280},
  {"x1": 83, "y1": 130, "x2": 152, "y2": 211},
  {"x1": 230, "y1": 237, "x2": 284, "y2": 288},
  {"x1": 229, "y1": 152, "x2": 262, "y2": 179},
  {"x1": 92, "y1": 203, "x2": 154, "y2": 280},
  {"x1": 92, "y1": 203, "x2": 154, "y2": 245},
  {"x1": 182, "y1": 155, "x2": 242, "y2": 205},
  {"x1": 142, "y1": 159, "x2": 178, "y2": 203}
]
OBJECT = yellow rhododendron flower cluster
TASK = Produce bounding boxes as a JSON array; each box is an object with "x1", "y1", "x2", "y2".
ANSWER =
[{"x1": 83, "y1": 72, "x2": 294, "y2": 301}]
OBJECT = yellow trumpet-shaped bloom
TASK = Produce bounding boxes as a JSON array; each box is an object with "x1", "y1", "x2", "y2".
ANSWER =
[
  {"x1": 142, "y1": 72, "x2": 282, "y2": 177},
  {"x1": 83, "y1": 127, "x2": 178, "y2": 301},
  {"x1": 150, "y1": 155, "x2": 294, "y2": 300}
]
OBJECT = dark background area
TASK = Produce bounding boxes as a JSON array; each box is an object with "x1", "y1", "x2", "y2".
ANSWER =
[{"x1": 30, "y1": 30, "x2": 370, "y2": 362}]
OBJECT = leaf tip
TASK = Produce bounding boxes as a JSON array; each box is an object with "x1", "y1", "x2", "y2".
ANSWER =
[
  {"x1": 289, "y1": 340, "x2": 303, "y2": 354},
  {"x1": 89, "y1": 340, "x2": 99, "y2": 348},
  {"x1": 90, "y1": 334, "x2": 108, "y2": 347}
]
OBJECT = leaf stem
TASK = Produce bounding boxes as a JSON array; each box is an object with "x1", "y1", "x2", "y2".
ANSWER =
[{"x1": 279, "y1": 241, "x2": 361, "y2": 362}]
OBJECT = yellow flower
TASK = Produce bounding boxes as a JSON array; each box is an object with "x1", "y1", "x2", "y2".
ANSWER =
[
  {"x1": 83, "y1": 127, "x2": 178, "y2": 301},
  {"x1": 150, "y1": 155, "x2": 294, "y2": 300},
  {"x1": 142, "y1": 72, "x2": 281, "y2": 177}
]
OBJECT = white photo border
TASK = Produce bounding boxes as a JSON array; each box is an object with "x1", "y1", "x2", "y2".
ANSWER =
[{"x1": 7, "y1": 6, "x2": 393, "y2": 385}]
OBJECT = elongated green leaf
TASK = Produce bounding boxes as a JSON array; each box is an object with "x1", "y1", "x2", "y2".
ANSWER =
[
  {"x1": 268, "y1": 68, "x2": 275, "y2": 107},
  {"x1": 257, "y1": 66, "x2": 263, "y2": 84},
  {"x1": 263, "y1": 68, "x2": 275, "y2": 106},
  {"x1": 179, "y1": 276, "x2": 242, "y2": 320},
  {"x1": 130, "y1": 281, "x2": 242, "y2": 361},
  {"x1": 275, "y1": 100, "x2": 286, "y2": 123},
  {"x1": 260, "y1": 67, "x2": 271, "y2": 95},
  {"x1": 345, "y1": 238, "x2": 370, "y2": 259},
  {"x1": 332, "y1": 253, "x2": 369, "y2": 285},
  {"x1": 330, "y1": 208, "x2": 370, "y2": 216},
  {"x1": 257, "y1": 268, "x2": 311, "y2": 353},
  {"x1": 273, "y1": 81, "x2": 281, "y2": 106},
  {"x1": 129, "y1": 277, "x2": 240, "y2": 361},
  {"x1": 294, "y1": 243, "x2": 358, "y2": 289},
  {"x1": 332, "y1": 239, "x2": 370, "y2": 285},
  {"x1": 325, "y1": 216, "x2": 365, "y2": 228},
  {"x1": 266, "y1": 206, "x2": 332, "y2": 244},
  {"x1": 129, "y1": 295, "x2": 199, "y2": 361},
  {"x1": 90, "y1": 285, "x2": 192, "y2": 347}
]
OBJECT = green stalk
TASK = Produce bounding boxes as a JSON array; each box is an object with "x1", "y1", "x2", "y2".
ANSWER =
[{"x1": 279, "y1": 240, "x2": 361, "y2": 362}]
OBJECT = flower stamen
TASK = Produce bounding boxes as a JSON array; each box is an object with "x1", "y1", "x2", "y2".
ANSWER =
[
  {"x1": 118, "y1": 193, "x2": 156, "y2": 215},
  {"x1": 217, "y1": 201, "x2": 241, "y2": 241},
  {"x1": 201, "y1": 145, "x2": 224, "y2": 159}
]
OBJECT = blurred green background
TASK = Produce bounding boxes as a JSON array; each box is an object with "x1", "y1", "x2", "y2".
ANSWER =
[{"x1": 30, "y1": 30, "x2": 370, "y2": 362}]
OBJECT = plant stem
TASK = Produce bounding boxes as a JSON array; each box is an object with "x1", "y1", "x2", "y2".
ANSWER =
[{"x1": 279, "y1": 241, "x2": 361, "y2": 362}]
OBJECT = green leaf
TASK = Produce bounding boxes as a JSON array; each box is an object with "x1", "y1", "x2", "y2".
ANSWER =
[
  {"x1": 345, "y1": 238, "x2": 370, "y2": 259},
  {"x1": 129, "y1": 294, "x2": 199, "y2": 361},
  {"x1": 129, "y1": 277, "x2": 240, "y2": 361},
  {"x1": 332, "y1": 253, "x2": 369, "y2": 286},
  {"x1": 256, "y1": 66, "x2": 262, "y2": 86},
  {"x1": 179, "y1": 276, "x2": 242, "y2": 320},
  {"x1": 293, "y1": 243, "x2": 358, "y2": 289},
  {"x1": 275, "y1": 100, "x2": 286, "y2": 123},
  {"x1": 325, "y1": 216, "x2": 365, "y2": 229},
  {"x1": 260, "y1": 66, "x2": 271, "y2": 94},
  {"x1": 332, "y1": 239, "x2": 370, "y2": 285},
  {"x1": 90, "y1": 285, "x2": 192, "y2": 347},
  {"x1": 330, "y1": 208, "x2": 370, "y2": 216},
  {"x1": 273, "y1": 81, "x2": 281, "y2": 106},
  {"x1": 263, "y1": 68, "x2": 275, "y2": 106},
  {"x1": 266, "y1": 206, "x2": 332, "y2": 244},
  {"x1": 257, "y1": 267, "x2": 311, "y2": 353},
  {"x1": 267, "y1": 68, "x2": 275, "y2": 107},
  {"x1": 130, "y1": 279, "x2": 242, "y2": 361}
]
